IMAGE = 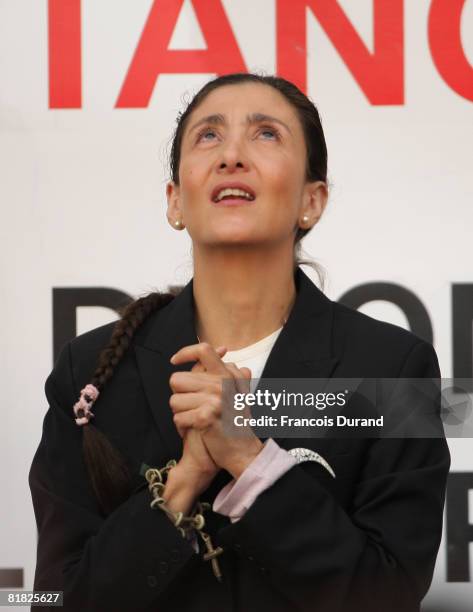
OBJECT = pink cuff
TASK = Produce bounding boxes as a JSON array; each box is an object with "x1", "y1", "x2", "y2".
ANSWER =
[{"x1": 212, "y1": 438, "x2": 297, "y2": 523}]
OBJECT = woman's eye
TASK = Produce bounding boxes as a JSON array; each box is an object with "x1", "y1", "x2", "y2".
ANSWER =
[
  {"x1": 259, "y1": 127, "x2": 280, "y2": 140},
  {"x1": 197, "y1": 129, "x2": 217, "y2": 142},
  {"x1": 196, "y1": 126, "x2": 280, "y2": 143}
]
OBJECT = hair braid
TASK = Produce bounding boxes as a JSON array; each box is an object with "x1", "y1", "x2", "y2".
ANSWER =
[{"x1": 78, "y1": 291, "x2": 176, "y2": 517}]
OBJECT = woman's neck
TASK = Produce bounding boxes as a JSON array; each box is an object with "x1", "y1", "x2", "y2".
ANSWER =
[{"x1": 192, "y1": 248, "x2": 296, "y2": 351}]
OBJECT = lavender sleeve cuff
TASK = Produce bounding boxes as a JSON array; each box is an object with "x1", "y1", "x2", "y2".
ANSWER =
[{"x1": 212, "y1": 438, "x2": 297, "y2": 523}]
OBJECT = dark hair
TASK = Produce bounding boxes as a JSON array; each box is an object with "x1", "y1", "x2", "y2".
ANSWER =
[{"x1": 79, "y1": 72, "x2": 330, "y2": 515}]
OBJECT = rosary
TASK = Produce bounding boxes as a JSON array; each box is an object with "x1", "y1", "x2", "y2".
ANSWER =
[{"x1": 140, "y1": 460, "x2": 225, "y2": 582}]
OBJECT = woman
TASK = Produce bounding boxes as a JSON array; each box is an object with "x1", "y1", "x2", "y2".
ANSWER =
[{"x1": 29, "y1": 73, "x2": 450, "y2": 612}]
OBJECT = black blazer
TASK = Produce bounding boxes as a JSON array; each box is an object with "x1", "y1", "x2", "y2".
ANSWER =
[{"x1": 29, "y1": 266, "x2": 450, "y2": 612}]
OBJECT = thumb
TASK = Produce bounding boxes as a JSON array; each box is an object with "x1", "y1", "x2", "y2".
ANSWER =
[
  {"x1": 239, "y1": 366, "x2": 252, "y2": 379},
  {"x1": 238, "y1": 367, "x2": 252, "y2": 395}
]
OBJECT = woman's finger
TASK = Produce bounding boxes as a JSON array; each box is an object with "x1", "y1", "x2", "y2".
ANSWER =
[
  {"x1": 173, "y1": 406, "x2": 215, "y2": 432},
  {"x1": 169, "y1": 391, "x2": 220, "y2": 414},
  {"x1": 173, "y1": 411, "x2": 195, "y2": 431},
  {"x1": 224, "y1": 362, "x2": 252, "y2": 395},
  {"x1": 222, "y1": 363, "x2": 255, "y2": 422},
  {"x1": 169, "y1": 371, "x2": 229, "y2": 393},
  {"x1": 192, "y1": 345, "x2": 227, "y2": 372},
  {"x1": 170, "y1": 342, "x2": 229, "y2": 374},
  {"x1": 176, "y1": 423, "x2": 187, "y2": 439}
]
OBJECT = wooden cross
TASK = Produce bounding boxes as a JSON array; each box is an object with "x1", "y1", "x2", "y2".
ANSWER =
[{"x1": 201, "y1": 532, "x2": 224, "y2": 582}]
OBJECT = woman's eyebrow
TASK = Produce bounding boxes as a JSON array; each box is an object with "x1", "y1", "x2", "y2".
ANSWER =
[{"x1": 187, "y1": 112, "x2": 292, "y2": 137}]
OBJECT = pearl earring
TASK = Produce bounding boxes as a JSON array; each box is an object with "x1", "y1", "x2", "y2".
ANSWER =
[
  {"x1": 174, "y1": 219, "x2": 183, "y2": 229},
  {"x1": 302, "y1": 215, "x2": 309, "y2": 224}
]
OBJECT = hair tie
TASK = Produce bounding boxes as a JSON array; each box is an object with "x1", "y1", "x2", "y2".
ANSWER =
[{"x1": 73, "y1": 384, "x2": 99, "y2": 426}]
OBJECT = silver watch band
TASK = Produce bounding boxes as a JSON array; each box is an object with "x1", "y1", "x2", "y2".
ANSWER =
[{"x1": 287, "y1": 447, "x2": 336, "y2": 478}]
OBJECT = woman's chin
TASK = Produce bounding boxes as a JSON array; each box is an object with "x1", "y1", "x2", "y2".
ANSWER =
[{"x1": 199, "y1": 227, "x2": 263, "y2": 245}]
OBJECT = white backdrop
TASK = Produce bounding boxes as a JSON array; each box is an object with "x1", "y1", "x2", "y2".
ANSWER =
[{"x1": 1, "y1": 1, "x2": 472, "y2": 610}]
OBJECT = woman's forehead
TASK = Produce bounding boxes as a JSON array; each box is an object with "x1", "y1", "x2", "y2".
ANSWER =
[{"x1": 185, "y1": 83, "x2": 301, "y2": 133}]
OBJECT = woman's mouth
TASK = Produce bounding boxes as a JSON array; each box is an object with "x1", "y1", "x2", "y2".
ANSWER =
[
  {"x1": 210, "y1": 185, "x2": 256, "y2": 207},
  {"x1": 211, "y1": 196, "x2": 256, "y2": 207}
]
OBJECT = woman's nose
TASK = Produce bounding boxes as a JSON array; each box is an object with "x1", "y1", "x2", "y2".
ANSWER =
[
  {"x1": 219, "y1": 158, "x2": 245, "y2": 171},
  {"x1": 217, "y1": 135, "x2": 248, "y2": 171}
]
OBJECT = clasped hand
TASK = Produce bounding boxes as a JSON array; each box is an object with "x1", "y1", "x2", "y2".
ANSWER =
[{"x1": 169, "y1": 342, "x2": 264, "y2": 481}]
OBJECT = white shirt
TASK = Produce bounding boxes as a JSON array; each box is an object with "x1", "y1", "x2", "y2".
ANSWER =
[{"x1": 221, "y1": 325, "x2": 284, "y2": 391}]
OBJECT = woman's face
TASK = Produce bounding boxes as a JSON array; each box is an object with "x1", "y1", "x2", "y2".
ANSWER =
[{"x1": 166, "y1": 82, "x2": 326, "y2": 249}]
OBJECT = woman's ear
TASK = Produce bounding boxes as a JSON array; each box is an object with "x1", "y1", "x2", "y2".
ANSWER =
[
  {"x1": 166, "y1": 181, "x2": 182, "y2": 227},
  {"x1": 301, "y1": 180, "x2": 328, "y2": 226}
]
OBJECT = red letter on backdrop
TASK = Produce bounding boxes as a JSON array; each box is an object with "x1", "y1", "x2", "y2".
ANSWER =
[
  {"x1": 429, "y1": 0, "x2": 473, "y2": 102},
  {"x1": 116, "y1": 0, "x2": 247, "y2": 108},
  {"x1": 277, "y1": 0, "x2": 404, "y2": 104},
  {"x1": 48, "y1": 0, "x2": 82, "y2": 108}
]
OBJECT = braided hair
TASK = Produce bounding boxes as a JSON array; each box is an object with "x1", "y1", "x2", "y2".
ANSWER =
[
  {"x1": 73, "y1": 71, "x2": 330, "y2": 517},
  {"x1": 76, "y1": 292, "x2": 175, "y2": 516}
]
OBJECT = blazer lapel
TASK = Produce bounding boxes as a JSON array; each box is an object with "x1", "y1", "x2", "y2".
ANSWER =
[
  {"x1": 256, "y1": 267, "x2": 340, "y2": 448},
  {"x1": 133, "y1": 266, "x2": 340, "y2": 461},
  {"x1": 258, "y1": 266, "x2": 339, "y2": 381},
  {"x1": 133, "y1": 278, "x2": 199, "y2": 459}
]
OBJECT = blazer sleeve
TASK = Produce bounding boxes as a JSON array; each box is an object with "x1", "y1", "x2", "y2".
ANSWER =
[
  {"x1": 213, "y1": 340, "x2": 451, "y2": 612},
  {"x1": 28, "y1": 342, "x2": 199, "y2": 612}
]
